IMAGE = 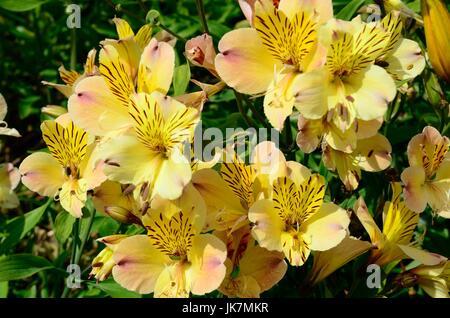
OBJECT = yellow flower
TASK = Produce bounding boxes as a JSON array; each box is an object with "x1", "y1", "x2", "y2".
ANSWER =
[
  {"x1": 323, "y1": 134, "x2": 392, "y2": 190},
  {"x1": 297, "y1": 114, "x2": 384, "y2": 154},
  {"x1": 354, "y1": 183, "x2": 421, "y2": 267},
  {"x1": 192, "y1": 141, "x2": 289, "y2": 233},
  {"x1": 422, "y1": 0, "x2": 450, "y2": 83},
  {"x1": 294, "y1": 15, "x2": 399, "y2": 133},
  {"x1": 215, "y1": 0, "x2": 332, "y2": 130},
  {"x1": 90, "y1": 235, "x2": 128, "y2": 282},
  {"x1": 97, "y1": 92, "x2": 199, "y2": 201},
  {"x1": 401, "y1": 126, "x2": 450, "y2": 217},
  {"x1": 111, "y1": 191, "x2": 226, "y2": 297},
  {"x1": 248, "y1": 164, "x2": 350, "y2": 266},
  {"x1": 42, "y1": 49, "x2": 97, "y2": 98},
  {"x1": 307, "y1": 236, "x2": 372, "y2": 286},
  {"x1": 19, "y1": 115, "x2": 106, "y2": 217},
  {"x1": 216, "y1": 225, "x2": 287, "y2": 298},
  {"x1": 0, "y1": 163, "x2": 20, "y2": 210},
  {"x1": 68, "y1": 19, "x2": 172, "y2": 136}
]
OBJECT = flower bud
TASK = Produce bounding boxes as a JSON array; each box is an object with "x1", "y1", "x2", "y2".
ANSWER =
[
  {"x1": 90, "y1": 235, "x2": 127, "y2": 282},
  {"x1": 185, "y1": 34, "x2": 217, "y2": 76},
  {"x1": 422, "y1": 0, "x2": 450, "y2": 83}
]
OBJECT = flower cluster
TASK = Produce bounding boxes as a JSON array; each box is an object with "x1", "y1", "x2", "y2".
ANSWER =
[{"x1": 14, "y1": 0, "x2": 450, "y2": 298}]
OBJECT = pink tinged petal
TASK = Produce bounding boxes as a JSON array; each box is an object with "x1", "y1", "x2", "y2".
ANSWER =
[
  {"x1": 188, "y1": 234, "x2": 227, "y2": 296},
  {"x1": 239, "y1": 246, "x2": 287, "y2": 293},
  {"x1": 356, "y1": 134, "x2": 392, "y2": 172},
  {"x1": 19, "y1": 152, "x2": 65, "y2": 197},
  {"x1": 185, "y1": 33, "x2": 217, "y2": 74},
  {"x1": 138, "y1": 39, "x2": 175, "y2": 94},
  {"x1": 385, "y1": 38, "x2": 426, "y2": 81},
  {"x1": 401, "y1": 166, "x2": 428, "y2": 213},
  {"x1": 303, "y1": 202, "x2": 350, "y2": 251},
  {"x1": 112, "y1": 235, "x2": 168, "y2": 294},
  {"x1": 296, "y1": 116, "x2": 323, "y2": 153},
  {"x1": 5, "y1": 163, "x2": 20, "y2": 191},
  {"x1": 248, "y1": 199, "x2": 284, "y2": 251},
  {"x1": 251, "y1": 141, "x2": 287, "y2": 179},
  {"x1": 398, "y1": 245, "x2": 448, "y2": 266},
  {"x1": 79, "y1": 144, "x2": 107, "y2": 190},
  {"x1": 68, "y1": 76, "x2": 131, "y2": 136},
  {"x1": 238, "y1": 0, "x2": 257, "y2": 26},
  {"x1": 215, "y1": 28, "x2": 280, "y2": 95},
  {"x1": 346, "y1": 65, "x2": 397, "y2": 121},
  {"x1": 356, "y1": 118, "x2": 384, "y2": 140}
]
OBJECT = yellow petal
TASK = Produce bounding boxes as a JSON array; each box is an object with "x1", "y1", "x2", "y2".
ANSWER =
[
  {"x1": 355, "y1": 134, "x2": 392, "y2": 172},
  {"x1": 19, "y1": 152, "x2": 65, "y2": 197},
  {"x1": 384, "y1": 38, "x2": 425, "y2": 81},
  {"x1": 215, "y1": 28, "x2": 280, "y2": 94},
  {"x1": 279, "y1": 0, "x2": 333, "y2": 23},
  {"x1": 59, "y1": 178, "x2": 87, "y2": 218},
  {"x1": 307, "y1": 236, "x2": 372, "y2": 286},
  {"x1": 68, "y1": 76, "x2": 131, "y2": 136},
  {"x1": 248, "y1": 199, "x2": 284, "y2": 251},
  {"x1": 398, "y1": 245, "x2": 448, "y2": 266},
  {"x1": 112, "y1": 235, "x2": 169, "y2": 294},
  {"x1": 138, "y1": 39, "x2": 175, "y2": 94},
  {"x1": 296, "y1": 116, "x2": 323, "y2": 153},
  {"x1": 354, "y1": 197, "x2": 383, "y2": 245},
  {"x1": 113, "y1": 18, "x2": 134, "y2": 39},
  {"x1": 135, "y1": 24, "x2": 153, "y2": 51},
  {"x1": 346, "y1": 65, "x2": 397, "y2": 121},
  {"x1": 303, "y1": 202, "x2": 350, "y2": 251}
]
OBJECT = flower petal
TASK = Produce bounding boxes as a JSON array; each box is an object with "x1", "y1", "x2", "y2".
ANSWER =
[
  {"x1": 401, "y1": 166, "x2": 428, "y2": 213},
  {"x1": 19, "y1": 152, "x2": 65, "y2": 197},
  {"x1": 187, "y1": 234, "x2": 227, "y2": 295},
  {"x1": 112, "y1": 235, "x2": 168, "y2": 294},
  {"x1": 303, "y1": 202, "x2": 350, "y2": 251},
  {"x1": 215, "y1": 28, "x2": 280, "y2": 95},
  {"x1": 346, "y1": 65, "x2": 396, "y2": 121}
]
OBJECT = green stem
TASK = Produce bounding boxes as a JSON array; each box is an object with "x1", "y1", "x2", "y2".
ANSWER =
[
  {"x1": 195, "y1": 0, "x2": 209, "y2": 34},
  {"x1": 158, "y1": 23, "x2": 186, "y2": 42},
  {"x1": 61, "y1": 218, "x2": 79, "y2": 298},
  {"x1": 74, "y1": 209, "x2": 96, "y2": 266},
  {"x1": 70, "y1": 28, "x2": 77, "y2": 71},
  {"x1": 234, "y1": 90, "x2": 256, "y2": 128},
  {"x1": 243, "y1": 96, "x2": 269, "y2": 128}
]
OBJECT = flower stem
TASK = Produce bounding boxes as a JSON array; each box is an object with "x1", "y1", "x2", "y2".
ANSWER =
[
  {"x1": 158, "y1": 23, "x2": 186, "y2": 42},
  {"x1": 234, "y1": 90, "x2": 256, "y2": 128},
  {"x1": 195, "y1": 0, "x2": 209, "y2": 34},
  {"x1": 70, "y1": 28, "x2": 77, "y2": 71},
  {"x1": 61, "y1": 218, "x2": 79, "y2": 298}
]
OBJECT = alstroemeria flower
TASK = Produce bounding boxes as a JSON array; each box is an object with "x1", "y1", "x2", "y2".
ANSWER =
[
  {"x1": 111, "y1": 194, "x2": 226, "y2": 297},
  {"x1": 191, "y1": 141, "x2": 287, "y2": 233},
  {"x1": 0, "y1": 93, "x2": 20, "y2": 137},
  {"x1": 68, "y1": 18, "x2": 172, "y2": 136},
  {"x1": 297, "y1": 113, "x2": 384, "y2": 154},
  {"x1": 216, "y1": 225, "x2": 287, "y2": 298},
  {"x1": 294, "y1": 16, "x2": 397, "y2": 133},
  {"x1": 90, "y1": 235, "x2": 128, "y2": 282},
  {"x1": 0, "y1": 163, "x2": 20, "y2": 209},
  {"x1": 354, "y1": 183, "x2": 421, "y2": 267},
  {"x1": 401, "y1": 260, "x2": 450, "y2": 298},
  {"x1": 19, "y1": 115, "x2": 106, "y2": 217},
  {"x1": 374, "y1": 12, "x2": 425, "y2": 82},
  {"x1": 215, "y1": 0, "x2": 332, "y2": 130},
  {"x1": 249, "y1": 164, "x2": 350, "y2": 266},
  {"x1": 97, "y1": 92, "x2": 199, "y2": 201},
  {"x1": 322, "y1": 134, "x2": 392, "y2": 190},
  {"x1": 401, "y1": 126, "x2": 450, "y2": 217},
  {"x1": 42, "y1": 49, "x2": 97, "y2": 98}
]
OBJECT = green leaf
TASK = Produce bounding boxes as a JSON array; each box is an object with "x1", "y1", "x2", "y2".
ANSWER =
[
  {"x1": 336, "y1": 0, "x2": 367, "y2": 21},
  {"x1": 0, "y1": 254, "x2": 54, "y2": 282},
  {"x1": 0, "y1": 281, "x2": 7, "y2": 298},
  {"x1": 0, "y1": 199, "x2": 51, "y2": 254},
  {"x1": 89, "y1": 278, "x2": 142, "y2": 298},
  {"x1": 173, "y1": 64, "x2": 191, "y2": 96},
  {"x1": 0, "y1": 0, "x2": 50, "y2": 12},
  {"x1": 54, "y1": 212, "x2": 76, "y2": 244}
]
